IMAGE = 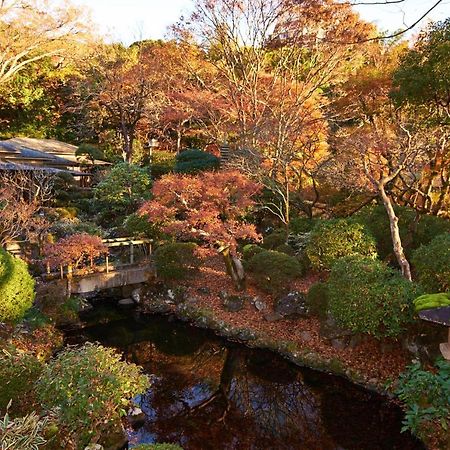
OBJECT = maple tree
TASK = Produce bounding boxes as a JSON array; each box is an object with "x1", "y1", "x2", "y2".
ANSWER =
[
  {"x1": 43, "y1": 233, "x2": 107, "y2": 271},
  {"x1": 139, "y1": 170, "x2": 261, "y2": 289}
]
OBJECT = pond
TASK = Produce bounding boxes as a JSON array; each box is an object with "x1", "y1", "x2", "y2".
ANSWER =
[{"x1": 65, "y1": 304, "x2": 424, "y2": 450}]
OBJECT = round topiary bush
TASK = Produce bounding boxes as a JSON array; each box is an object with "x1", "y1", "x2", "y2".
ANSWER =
[
  {"x1": 242, "y1": 244, "x2": 265, "y2": 261},
  {"x1": 306, "y1": 219, "x2": 377, "y2": 271},
  {"x1": 246, "y1": 250, "x2": 304, "y2": 294},
  {"x1": 306, "y1": 282, "x2": 329, "y2": 319},
  {"x1": 153, "y1": 242, "x2": 201, "y2": 280},
  {"x1": 261, "y1": 231, "x2": 287, "y2": 250},
  {"x1": 412, "y1": 233, "x2": 450, "y2": 292},
  {"x1": 275, "y1": 243, "x2": 296, "y2": 256},
  {"x1": 175, "y1": 149, "x2": 220, "y2": 174},
  {"x1": 0, "y1": 249, "x2": 35, "y2": 322},
  {"x1": 327, "y1": 256, "x2": 421, "y2": 338}
]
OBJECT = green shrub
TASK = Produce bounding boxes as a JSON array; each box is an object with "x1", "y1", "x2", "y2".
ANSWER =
[
  {"x1": 0, "y1": 347, "x2": 43, "y2": 414},
  {"x1": 306, "y1": 219, "x2": 377, "y2": 271},
  {"x1": 49, "y1": 219, "x2": 104, "y2": 240},
  {"x1": 123, "y1": 213, "x2": 161, "y2": 239},
  {"x1": 275, "y1": 243, "x2": 295, "y2": 256},
  {"x1": 290, "y1": 217, "x2": 320, "y2": 234},
  {"x1": 132, "y1": 444, "x2": 183, "y2": 450},
  {"x1": 328, "y1": 256, "x2": 421, "y2": 338},
  {"x1": 94, "y1": 163, "x2": 151, "y2": 217},
  {"x1": 242, "y1": 244, "x2": 265, "y2": 261},
  {"x1": 0, "y1": 249, "x2": 35, "y2": 322},
  {"x1": 306, "y1": 282, "x2": 329, "y2": 319},
  {"x1": 36, "y1": 343, "x2": 149, "y2": 447},
  {"x1": 246, "y1": 250, "x2": 304, "y2": 294},
  {"x1": 175, "y1": 149, "x2": 220, "y2": 174},
  {"x1": 262, "y1": 231, "x2": 287, "y2": 250},
  {"x1": 0, "y1": 410, "x2": 48, "y2": 449},
  {"x1": 352, "y1": 204, "x2": 414, "y2": 260},
  {"x1": 151, "y1": 150, "x2": 176, "y2": 178},
  {"x1": 412, "y1": 233, "x2": 450, "y2": 292},
  {"x1": 395, "y1": 359, "x2": 450, "y2": 444},
  {"x1": 154, "y1": 243, "x2": 201, "y2": 280},
  {"x1": 413, "y1": 215, "x2": 450, "y2": 249}
]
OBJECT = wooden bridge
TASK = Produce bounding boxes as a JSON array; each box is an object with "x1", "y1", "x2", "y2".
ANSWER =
[{"x1": 8, "y1": 237, "x2": 155, "y2": 295}]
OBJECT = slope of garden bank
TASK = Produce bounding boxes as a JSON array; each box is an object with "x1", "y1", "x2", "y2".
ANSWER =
[{"x1": 139, "y1": 255, "x2": 411, "y2": 393}]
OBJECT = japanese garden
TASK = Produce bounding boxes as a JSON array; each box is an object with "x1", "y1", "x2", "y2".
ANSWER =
[{"x1": 0, "y1": 0, "x2": 449, "y2": 449}]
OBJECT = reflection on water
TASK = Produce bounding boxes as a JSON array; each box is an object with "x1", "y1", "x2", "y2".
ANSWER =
[{"x1": 66, "y1": 307, "x2": 424, "y2": 450}]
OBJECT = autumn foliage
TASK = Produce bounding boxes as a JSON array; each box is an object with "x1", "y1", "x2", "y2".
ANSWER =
[
  {"x1": 139, "y1": 170, "x2": 261, "y2": 251},
  {"x1": 43, "y1": 233, "x2": 107, "y2": 270}
]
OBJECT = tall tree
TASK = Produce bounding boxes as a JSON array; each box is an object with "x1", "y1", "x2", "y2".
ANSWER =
[
  {"x1": 175, "y1": 0, "x2": 375, "y2": 228},
  {"x1": 0, "y1": 0, "x2": 90, "y2": 85}
]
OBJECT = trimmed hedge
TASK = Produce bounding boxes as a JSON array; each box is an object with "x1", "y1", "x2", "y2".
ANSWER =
[
  {"x1": 328, "y1": 256, "x2": 421, "y2": 338},
  {"x1": 262, "y1": 231, "x2": 287, "y2": 250},
  {"x1": 154, "y1": 242, "x2": 201, "y2": 280},
  {"x1": 412, "y1": 233, "x2": 450, "y2": 292},
  {"x1": 246, "y1": 250, "x2": 304, "y2": 294},
  {"x1": 242, "y1": 244, "x2": 265, "y2": 261},
  {"x1": 175, "y1": 149, "x2": 220, "y2": 174},
  {"x1": 0, "y1": 249, "x2": 35, "y2": 322},
  {"x1": 306, "y1": 219, "x2": 377, "y2": 271}
]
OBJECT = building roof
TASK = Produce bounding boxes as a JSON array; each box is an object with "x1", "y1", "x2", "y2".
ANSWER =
[{"x1": 0, "y1": 138, "x2": 111, "y2": 170}]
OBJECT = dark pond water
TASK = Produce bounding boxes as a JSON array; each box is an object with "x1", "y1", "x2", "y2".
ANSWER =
[{"x1": 65, "y1": 305, "x2": 424, "y2": 450}]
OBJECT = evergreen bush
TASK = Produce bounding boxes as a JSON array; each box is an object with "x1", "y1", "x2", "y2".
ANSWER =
[
  {"x1": 262, "y1": 231, "x2": 287, "y2": 250},
  {"x1": 411, "y1": 233, "x2": 450, "y2": 292},
  {"x1": 0, "y1": 249, "x2": 35, "y2": 322},
  {"x1": 242, "y1": 244, "x2": 265, "y2": 261},
  {"x1": 0, "y1": 347, "x2": 43, "y2": 414},
  {"x1": 306, "y1": 219, "x2": 377, "y2": 271},
  {"x1": 36, "y1": 343, "x2": 149, "y2": 447},
  {"x1": 246, "y1": 250, "x2": 303, "y2": 294},
  {"x1": 306, "y1": 282, "x2": 329, "y2": 319},
  {"x1": 328, "y1": 256, "x2": 421, "y2": 338},
  {"x1": 154, "y1": 242, "x2": 201, "y2": 280},
  {"x1": 175, "y1": 149, "x2": 220, "y2": 174},
  {"x1": 395, "y1": 359, "x2": 450, "y2": 444}
]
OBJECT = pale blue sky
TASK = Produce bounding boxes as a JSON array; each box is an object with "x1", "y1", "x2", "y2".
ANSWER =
[{"x1": 72, "y1": 0, "x2": 450, "y2": 44}]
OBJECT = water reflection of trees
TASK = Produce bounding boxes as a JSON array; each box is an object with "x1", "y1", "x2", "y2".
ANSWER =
[
  {"x1": 128, "y1": 342, "x2": 336, "y2": 450},
  {"x1": 79, "y1": 314, "x2": 421, "y2": 450}
]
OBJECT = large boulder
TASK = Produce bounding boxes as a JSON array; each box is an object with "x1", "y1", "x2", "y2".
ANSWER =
[
  {"x1": 319, "y1": 315, "x2": 354, "y2": 349},
  {"x1": 274, "y1": 291, "x2": 308, "y2": 318}
]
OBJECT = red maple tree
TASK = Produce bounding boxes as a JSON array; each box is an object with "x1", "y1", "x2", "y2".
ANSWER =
[{"x1": 139, "y1": 170, "x2": 261, "y2": 289}]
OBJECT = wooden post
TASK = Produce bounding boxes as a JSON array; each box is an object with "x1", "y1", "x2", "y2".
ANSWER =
[
  {"x1": 46, "y1": 262, "x2": 50, "y2": 275},
  {"x1": 106, "y1": 254, "x2": 109, "y2": 273},
  {"x1": 440, "y1": 328, "x2": 450, "y2": 361},
  {"x1": 60, "y1": 265, "x2": 64, "y2": 279},
  {"x1": 130, "y1": 242, "x2": 134, "y2": 265}
]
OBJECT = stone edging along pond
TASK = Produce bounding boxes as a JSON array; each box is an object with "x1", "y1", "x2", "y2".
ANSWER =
[{"x1": 137, "y1": 294, "x2": 394, "y2": 398}]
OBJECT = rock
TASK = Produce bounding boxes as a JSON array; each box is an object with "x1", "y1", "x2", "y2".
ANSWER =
[
  {"x1": 264, "y1": 312, "x2": 283, "y2": 322},
  {"x1": 197, "y1": 286, "x2": 211, "y2": 295},
  {"x1": 319, "y1": 315, "x2": 353, "y2": 341},
  {"x1": 131, "y1": 287, "x2": 142, "y2": 304},
  {"x1": 299, "y1": 331, "x2": 313, "y2": 342},
  {"x1": 252, "y1": 297, "x2": 267, "y2": 312},
  {"x1": 223, "y1": 295, "x2": 245, "y2": 312},
  {"x1": 84, "y1": 445, "x2": 103, "y2": 450},
  {"x1": 274, "y1": 291, "x2": 308, "y2": 318},
  {"x1": 330, "y1": 338, "x2": 348, "y2": 350},
  {"x1": 219, "y1": 290, "x2": 228, "y2": 300},
  {"x1": 118, "y1": 298, "x2": 135, "y2": 307},
  {"x1": 127, "y1": 406, "x2": 146, "y2": 429}
]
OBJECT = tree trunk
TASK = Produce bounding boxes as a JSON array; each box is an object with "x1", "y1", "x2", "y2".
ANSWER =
[
  {"x1": 219, "y1": 246, "x2": 246, "y2": 291},
  {"x1": 379, "y1": 184, "x2": 412, "y2": 281},
  {"x1": 176, "y1": 129, "x2": 182, "y2": 154}
]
